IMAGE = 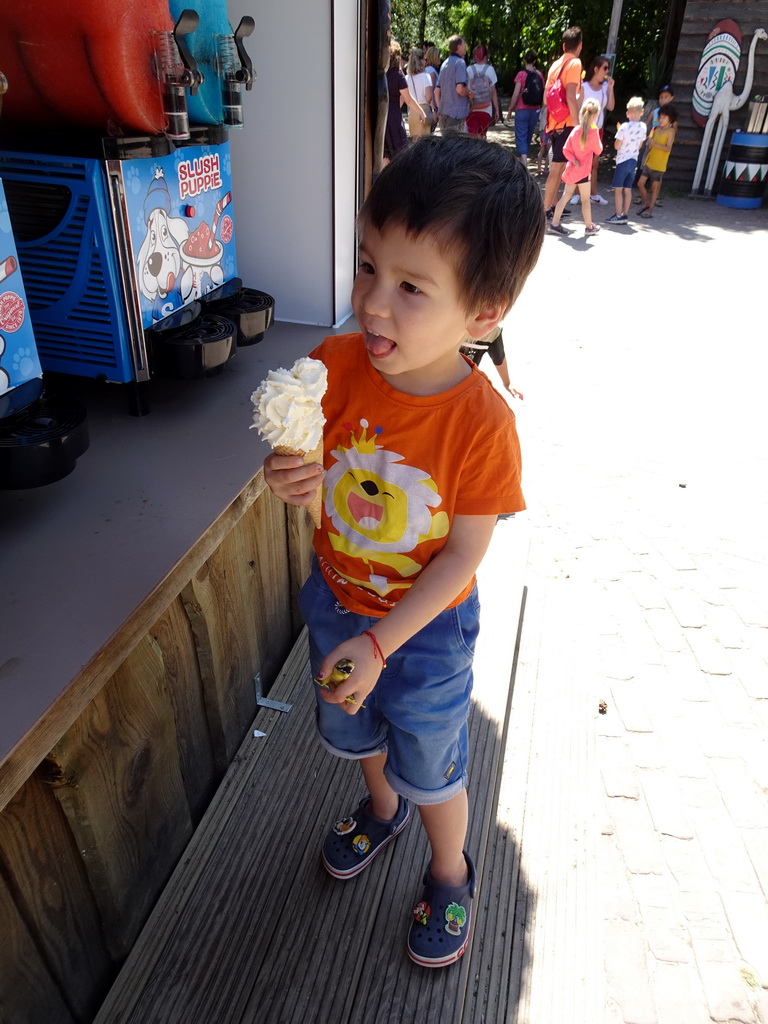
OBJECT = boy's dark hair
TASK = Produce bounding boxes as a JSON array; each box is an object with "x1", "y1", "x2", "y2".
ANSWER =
[
  {"x1": 658, "y1": 102, "x2": 678, "y2": 123},
  {"x1": 360, "y1": 135, "x2": 545, "y2": 314},
  {"x1": 562, "y1": 26, "x2": 582, "y2": 52},
  {"x1": 524, "y1": 50, "x2": 537, "y2": 65}
]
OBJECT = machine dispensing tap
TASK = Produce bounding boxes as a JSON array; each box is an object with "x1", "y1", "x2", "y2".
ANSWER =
[
  {"x1": 153, "y1": 9, "x2": 204, "y2": 141},
  {"x1": 216, "y1": 17, "x2": 255, "y2": 128}
]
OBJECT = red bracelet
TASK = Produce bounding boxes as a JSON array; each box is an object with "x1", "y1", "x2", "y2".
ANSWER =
[{"x1": 361, "y1": 630, "x2": 387, "y2": 667}]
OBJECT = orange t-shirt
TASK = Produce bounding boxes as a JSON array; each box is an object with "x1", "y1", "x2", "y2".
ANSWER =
[
  {"x1": 546, "y1": 54, "x2": 582, "y2": 131},
  {"x1": 309, "y1": 333, "x2": 525, "y2": 616}
]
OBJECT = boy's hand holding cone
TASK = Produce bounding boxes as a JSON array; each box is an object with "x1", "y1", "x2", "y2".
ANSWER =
[{"x1": 251, "y1": 357, "x2": 327, "y2": 528}]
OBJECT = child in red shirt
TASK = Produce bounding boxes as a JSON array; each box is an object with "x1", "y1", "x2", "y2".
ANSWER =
[{"x1": 549, "y1": 97, "x2": 603, "y2": 236}]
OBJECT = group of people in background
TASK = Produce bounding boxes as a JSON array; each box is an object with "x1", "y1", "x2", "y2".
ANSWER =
[
  {"x1": 384, "y1": 27, "x2": 679, "y2": 235},
  {"x1": 540, "y1": 26, "x2": 678, "y2": 237},
  {"x1": 384, "y1": 33, "x2": 502, "y2": 163}
]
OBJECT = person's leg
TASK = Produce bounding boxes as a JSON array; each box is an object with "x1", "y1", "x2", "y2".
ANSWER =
[
  {"x1": 590, "y1": 152, "x2": 600, "y2": 197},
  {"x1": 579, "y1": 182, "x2": 593, "y2": 227},
  {"x1": 544, "y1": 140, "x2": 566, "y2": 208},
  {"x1": 515, "y1": 107, "x2": 535, "y2": 163},
  {"x1": 648, "y1": 178, "x2": 662, "y2": 211},
  {"x1": 537, "y1": 134, "x2": 549, "y2": 174},
  {"x1": 552, "y1": 181, "x2": 575, "y2": 226},
  {"x1": 418, "y1": 789, "x2": 469, "y2": 885},
  {"x1": 518, "y1": 106, "x2": 528, "y2": 159},
  {"x1": 613, "y1": 187, "x2": 623, "y2": 216},
  {"x1": 545, "y1": 126, "x2": 574, "y2": 211},
  {"x1": 545, "y1": 162, "x2": 565, "y2": 211},
  {"x1": 622, "y1": 187, "x2": 632, "y2": 216},
  {"x1": 525, "y1": 108, "x2": 538, "y2": 159},
  {"x1": 637, "y1": 172, "x2": 649, "y2": 207},
  {"x1": 362, "y1": 753, "x2": 399, "y2": 820},
  {"x1": 638, "y1": 173, "x2": 651, "y2": 206}
]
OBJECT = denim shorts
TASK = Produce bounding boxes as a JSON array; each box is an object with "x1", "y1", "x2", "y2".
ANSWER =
[
  {"x1": 298, "y1": 559, "x2": 480, "y2": 805},
  {"x1": 613, "y1": 158, "x2": 637, "y2": 189}
]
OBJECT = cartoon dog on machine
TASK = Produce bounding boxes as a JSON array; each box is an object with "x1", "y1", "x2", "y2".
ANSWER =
[
  {"x1": 137, "y1": 169, "x2": 227, "y2": 319},
  {"x1": 136, "y1": 170, "x2": 190, "y2": 321}
]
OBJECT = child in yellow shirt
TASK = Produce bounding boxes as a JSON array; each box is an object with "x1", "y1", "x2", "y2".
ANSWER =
[{"x1": 637, "y1": 103, "x2": 677, "y2": 218}]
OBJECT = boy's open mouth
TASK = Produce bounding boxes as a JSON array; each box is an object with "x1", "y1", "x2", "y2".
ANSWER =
[{"x1": 364, "y1": 330, "x2": 397, "y2": 360}]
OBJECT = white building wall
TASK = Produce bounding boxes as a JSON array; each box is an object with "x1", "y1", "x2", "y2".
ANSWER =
[{"x1": 228, "y1": 0, "x2": 359, "y2": 327}]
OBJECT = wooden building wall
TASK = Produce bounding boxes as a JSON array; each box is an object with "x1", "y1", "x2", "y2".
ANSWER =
[
  {"x1": 666, "y1": 0, "x2": 768, "y2": 192},
  {"x1": 0, "y1": 479, "x2": 313, "y2": 1023}
]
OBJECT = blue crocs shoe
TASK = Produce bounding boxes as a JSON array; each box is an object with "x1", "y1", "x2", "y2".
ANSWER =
[
  {"x1": 407, "y1": 851, "x2": 476, "y2": 968},
  {"x1": 322, "y1": 795, "x2": 410, "y2": 879}
]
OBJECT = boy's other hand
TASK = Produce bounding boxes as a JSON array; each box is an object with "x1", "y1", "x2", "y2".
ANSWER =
[
  {"x1": 263, "y1": 453, "x2": 324, "y2": 509},
  {"x1": 316, "y1": 634, "x2": 384, "y2": 715}
]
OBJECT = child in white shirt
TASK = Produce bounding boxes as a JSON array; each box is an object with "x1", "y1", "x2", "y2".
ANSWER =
[{"x1": 606, "y1": 97, "x2": 647, "y2": 224}]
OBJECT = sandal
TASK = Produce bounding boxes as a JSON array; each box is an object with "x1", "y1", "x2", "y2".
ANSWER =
[
  {"x1": 407, "y1": 851, "x2": 476, "y2": 968},
  {"x1": 322, "y1": 795, "x2": 410, "y2": 879},
  {"x1": 640, "y1": 209, "x2": 653, "y2": 219}
]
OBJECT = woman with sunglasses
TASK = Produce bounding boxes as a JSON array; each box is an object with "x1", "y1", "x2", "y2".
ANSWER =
[{"x1": 576, "y1": 56, "x2": 615, "y2": 205}]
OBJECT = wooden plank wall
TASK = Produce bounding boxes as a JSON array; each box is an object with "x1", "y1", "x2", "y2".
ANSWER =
[
  {"x1": 666, "y1": 0, "x2": 768, "y2": 191},
  {"x1": 0, "y1": 484, "x2": 313, "y2": 1023}
]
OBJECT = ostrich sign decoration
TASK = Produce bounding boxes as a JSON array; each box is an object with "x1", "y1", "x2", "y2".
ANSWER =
[
  {"x1": 691, "y1": 20, "x2": 743, "y2": 127},
  {"x1": 692, "y1": 21, "x2": 768, "y2": 197}
]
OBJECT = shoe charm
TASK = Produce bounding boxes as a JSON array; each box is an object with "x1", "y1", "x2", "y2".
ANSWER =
[
  {"x1": 444, "y1": 902, "x2": 467, "y2": 935},
  {"x1": 413, "y1": 901, "x2": 431, "y2": 926}
]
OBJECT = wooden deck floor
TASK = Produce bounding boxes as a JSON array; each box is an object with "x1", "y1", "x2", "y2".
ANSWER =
[{"x1": 94, "y1": 518, "x2": 599, "y2": 1024}]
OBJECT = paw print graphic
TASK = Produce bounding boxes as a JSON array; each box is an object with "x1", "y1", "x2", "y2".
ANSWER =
[
  {"x1": 222, "y1": 149, "x2": 232, "y2": 176},
  {"x1": 12, "y1": 347, "x2": 38, "y2": 380},
  {"x1": 125, "y1": 165, "x2": 142, "y2": 196}
]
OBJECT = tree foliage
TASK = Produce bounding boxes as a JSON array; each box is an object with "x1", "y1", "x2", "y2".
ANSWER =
[{"x1": 390, "y1": 0, "x2": 671, "y2": 108}]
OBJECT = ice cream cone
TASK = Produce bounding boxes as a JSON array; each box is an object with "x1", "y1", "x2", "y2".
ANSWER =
[{"x1": 274, "y1": 441, "x2": 324, "y2": 528}]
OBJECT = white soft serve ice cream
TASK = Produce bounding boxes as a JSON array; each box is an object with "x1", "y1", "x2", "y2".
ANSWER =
[{"x1": 250, "y1": 356, "x2": 327, "y2": 451}]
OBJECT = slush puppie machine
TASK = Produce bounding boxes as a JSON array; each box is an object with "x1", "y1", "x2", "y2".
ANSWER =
[
  {"x1": 0, "y1": 72, "x2": 89, "y2": 486},
  {"x1": 0, "y1": 1, "x2": 274, "y2": 435}
]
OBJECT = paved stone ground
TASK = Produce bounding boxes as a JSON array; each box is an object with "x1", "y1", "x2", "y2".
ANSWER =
[{"x1": 482, "y1": 142, "x2": 768, "y2": 1024}]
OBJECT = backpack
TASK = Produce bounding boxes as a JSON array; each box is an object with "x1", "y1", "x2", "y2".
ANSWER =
[
  {"x1": 521, "y1": 69, "x2": 544, "y2": 107},
  {"x1": 545, "y1": 57, "x2": 576, "y2": 122},
  {"x1": 469, "y1": 65, "x2": 492, "y2": 107}
]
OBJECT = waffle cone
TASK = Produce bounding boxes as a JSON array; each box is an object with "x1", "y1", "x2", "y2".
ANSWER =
[{"x1": 273, "y1": 441, "x2": 324, "y2": 528}]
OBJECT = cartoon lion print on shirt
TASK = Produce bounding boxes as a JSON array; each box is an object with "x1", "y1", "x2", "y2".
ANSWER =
[{"x1": 323, "y1": 420, "x2": 449, "y2": 596}]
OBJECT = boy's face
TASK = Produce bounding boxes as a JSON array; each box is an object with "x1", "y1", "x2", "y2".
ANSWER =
[
  {"x1": 352, "y1": 223, "x2": 497, "y2": 396},
  {"x1": 627, "y1": 107, "x2": 642, "y2": 121},
  {"x1": 658, "y1": 91, "x2": 673, "y2": 106}
]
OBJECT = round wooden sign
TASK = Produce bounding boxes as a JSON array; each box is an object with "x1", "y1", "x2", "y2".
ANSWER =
[{"x1": 692, "y1": 19, "x2": 742, "y2": 127}]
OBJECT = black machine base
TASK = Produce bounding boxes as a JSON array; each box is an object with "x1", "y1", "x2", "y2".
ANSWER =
[
  {"x1": 146, "y1": 306, "x2": 237, "y2": 379},
  {"x1": 203, "y1": 280, "x2": 275, "y2": 346},
  {"x1": 0, "y1": 382, "x2": 90, "y2": 489}
]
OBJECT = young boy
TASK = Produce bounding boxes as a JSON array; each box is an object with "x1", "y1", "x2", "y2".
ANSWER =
[
  {"x1": 637, "y1": 103, "x2": 677, "y2": 218},
  {"x1": 606, "y1": 96, "x2": 647, "y2": 224},
  {"x1": 635, "y1": 85, "x2": 677, "y2": 203},
  {"x1": 645, "y1": 84, "x2": 675, "y2": 133},
  {"x1": 263, "y1": 135, "x2": 544, "y2": 968}
]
